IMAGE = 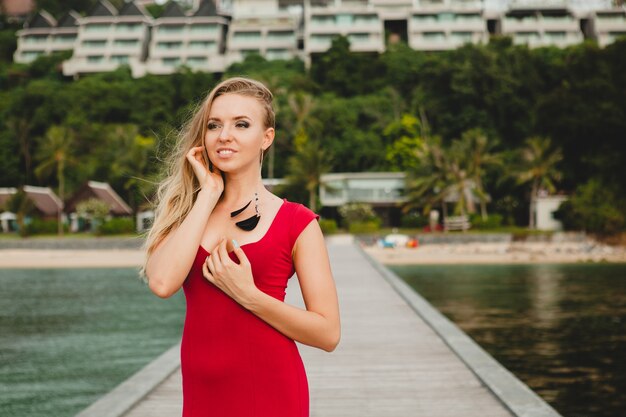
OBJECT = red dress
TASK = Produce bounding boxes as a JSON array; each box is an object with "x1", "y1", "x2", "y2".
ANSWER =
[{"x1": 181, "y1": 199, "x2": 319, "y2": 417}]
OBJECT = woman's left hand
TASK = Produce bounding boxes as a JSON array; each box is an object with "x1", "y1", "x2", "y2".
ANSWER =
[{"x1": 202, "y1": 238, "x2": 258, "y2": 306}]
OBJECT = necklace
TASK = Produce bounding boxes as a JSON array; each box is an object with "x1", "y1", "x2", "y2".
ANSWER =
[{"x1": 230, "y1": 192, "x2": 260, "y2": 231}]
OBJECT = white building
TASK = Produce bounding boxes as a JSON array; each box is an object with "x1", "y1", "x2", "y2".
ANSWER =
[
  {"x1": 320, "y1": 172, "x2": 407, "y2": 207},
  {"x1": 226, "y1": 0, "x2": 301, "y2": 64},
  {"x1": 590, "y1": 8, "x2": 626, "y2": 47},
  {"x1": 534, "y1": 194, "x2": 568, "y2": 231},
  {"x1": 13, "y1": 10, "x2": 80, "y2": 64},
  {"x1": 62, "y1": 1, "x2": 153, "y2": 78},
  {"x1": 145, "y1": 0, "x2": 229, "y2": 74}
]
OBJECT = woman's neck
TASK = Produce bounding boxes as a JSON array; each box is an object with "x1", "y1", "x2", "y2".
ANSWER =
[{"x1": 220, "y1": 171, "x2": 264, "y2": 207}]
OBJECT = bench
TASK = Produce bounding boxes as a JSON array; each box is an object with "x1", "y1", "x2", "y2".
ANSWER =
[{"x1": 444, "y1": 215, "x2": 471, "y2": 232}]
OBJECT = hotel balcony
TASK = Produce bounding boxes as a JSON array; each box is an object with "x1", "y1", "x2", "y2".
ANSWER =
[
  {"x1": 409, "y1": 30, "x2": 486, "y2": 50},
  {"x1": 320, "y1": 172, "x2": 407, "y2": 208},
  {"x1": 593, "y1": 10, "x2": 626, "y2": 47}
]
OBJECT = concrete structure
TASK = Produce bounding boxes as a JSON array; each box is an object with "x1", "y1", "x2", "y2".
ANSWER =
[
  {"x1": 11, "y1": 0, "x2": 626, "y2": 77},
  {"x1": 13, "y1": 10, "x2": 80, "y2": 64},
  {"x1": 62, "y1": 1, "x2": 153, "y2": 78},
  {"x1": 145, "y1": 0, "x2": 229, "y2": 74},
  {"x1": 534, "y1": 194, "x2": 568, "y2": 231},
  {"x1": 590, "y1": 8, "x2": 626, "y2": 47},
  {"x1": 319, "y1": 172, "x2": 407, "y2": 207}
]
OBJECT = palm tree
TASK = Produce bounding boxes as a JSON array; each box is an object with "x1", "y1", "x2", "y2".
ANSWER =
[
  {"x1": 514, "y1": 136, "x2": 563, "y2": 229},
  {"x1": 34, "y1": 125, "x2": 76, "y2": 235},
  {"x1": 462, "y1": 129, "x2": 503, "y2": 220},
  {"x1": 285, "y1": 133, "x2": 332, "y2": 212}
]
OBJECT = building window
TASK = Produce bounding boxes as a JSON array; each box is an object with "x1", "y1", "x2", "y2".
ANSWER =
[
  {"x1": 452, "y1": 31, "x2": 473, "y2": 42},
  {"x1": 311, "y1": 15, "x2": 335, "y2": 26},
  {"x1": 438, "y1": 13, "x2": 454, "y2": 22},
  {"x1": 310, "y1": 34, "x2": 335, "y2": 45},
  {"x1": 267, "y1": 31, "x2": 294, "y2": 42},
  {"x1": 423, "y1": 31, "x2": 446, "y2": 41},
  {"x1": 162, "y1": 57, "x2": 181, "y2": 66},
  {"x1": 54, "y1": 35, "x2": 75, "y2": 43},
  {"x1": 456, "y1": 13, "x2": 481, "y2": 22},
  {"x1": 87, "y1": 55, "x2": 104, "y2": 63},
  {"x1": 241, "y1": 49, "x2": 260, "y2": 57},
  {"x1": 111, "y1": 55, "x2": 129, "y2": 64},
  {"x1": 514, "y1": 31, "x2": 540, "y2": 44},
  {"x1": 21, "y1": 51, "x2": 43, "y2": 62},
  {"x1": 25, "y1": 35, "x2": 47, "y2": 43},
  {"x1": 545, "y1": 31, "x2": 566, "y2": 40},
  {"x1": 354, "y1": 14, "x2": 378, "y2": 25},
  {"x1": 189, "y1": 24, "x2": 218, "y2": 33},
  {"x1": 266, "y1": 48, "x2": 291, "y2": 60},
  {"x1": 85, "y1": 24, "x2": 110, "y2": 32},
  {"x1": 114, "y1": 39, "x2": 139, "y2": 47},
  {"x1": 187, "y1": 56, "x2": 207, "y2": 66},
  {"x1": 157, "y1": 41, "x2": 182, "y2": 50},
  {"x1": 82, "y1": 40, "x2": 107, "y2": 47},
  {"x1": 348, "y1": 33, "x2": 369, "y2": 43},
  {"x1": 188, "y1": 40, "x2": 217, "y2": 51},
  {"x1": 116, "y1": 23, "x2": 141, "y2": 32},
  {"x1": 233, "y1": 31, "x2": 262, "y2": 41},
  {"x1": 413, "y1": 14, "x2": 437, "y2": 23},
  {"x1": 597, "y1": 13, "x2": 626, "y2": 22},
  {"x1": 336, "y1": 14, "x2": 353, "y2": 27},
  {"x1": 160, "y1": 25, "x2": 184, "y2": 33}
]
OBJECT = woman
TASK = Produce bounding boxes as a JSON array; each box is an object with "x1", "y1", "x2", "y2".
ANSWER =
[{"x1": 143, "y1": 77, "x2": 340, "y2": 417}]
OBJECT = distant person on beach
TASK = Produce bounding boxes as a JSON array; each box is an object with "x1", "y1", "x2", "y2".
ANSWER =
[{"x1": 142, "y1": 77, "x2": 340, "y2": 417}]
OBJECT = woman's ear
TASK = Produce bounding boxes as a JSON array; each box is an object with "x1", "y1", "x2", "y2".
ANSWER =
[{"x1": 262, "y1": 127, "x2": 275, "y2": 151}]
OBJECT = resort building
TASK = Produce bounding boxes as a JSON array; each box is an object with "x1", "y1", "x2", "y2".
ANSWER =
[
  {"x1": 62, "y1": 1, "x2": 153, "y2": 78},
  {"x1": 0, "y1": 186, "x2": 63, "y2": 232},
  {"x1": 499, "y1": 2, "x2": 584, "y2": 47},
  {"x1": 227, "y1": 0, "x2": 301, "y2": 64},
  {"x1": 409, "y1": 1, "x2": 489, "y2": 51},
  {"x1": 589, "y1": 8, "x2": 626, "y2": 47},
  {"x1": 13, "y1": 10, "x2": 80, "y2": 64},
  {"x1": 65, "y1": 181, "x2": 133, "y2": 232},
  {"x1": 145, "y1": 0, "x2": 229, "y2": 74},
  {"x1": 305, "y1": 0, "x2": 385, "y2": 57},
  {"x1": 11, "y1": 0, "x2": 626, "y2": 77}
]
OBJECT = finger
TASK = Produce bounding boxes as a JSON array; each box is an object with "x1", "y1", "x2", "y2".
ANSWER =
[
  {"x1": 205, "y1": 254, "x2": 217, "y2": 276},
  {"x1": 210, "y1": 240, "x2": 224, "y2": 273},
  {"x1": 218, "y1": 237, "x2": 231, "y2": 266},
  {"x1": 232, "y1": 242, "x2": 250, "y2": 267},
  {"x1": 203, "y1": 258, "x2": 215, "y2": 283}
]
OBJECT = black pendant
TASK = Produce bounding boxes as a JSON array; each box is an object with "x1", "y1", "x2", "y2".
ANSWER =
[
  {"x1": 235, "y1": 214, "x2": 260, "y2": 231},
  {"x1": 230, "y1": 200, "x2": 251, "y2": 218}
]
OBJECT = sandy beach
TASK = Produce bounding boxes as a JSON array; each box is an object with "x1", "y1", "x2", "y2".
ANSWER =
[
  {"x1": 0, "y1": 249, "x2": 144, "y2": 268},
  {"x1": 1, "y1": 237, "x2": 625, "y2": 268},
  {"x1": 363, "y1": 241, "x2": 626, "y2": 264}
]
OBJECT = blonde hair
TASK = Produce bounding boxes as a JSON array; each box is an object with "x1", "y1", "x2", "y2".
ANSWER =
[{"x1": 141, "y1": 77, "x2": 274, "y2": 278}]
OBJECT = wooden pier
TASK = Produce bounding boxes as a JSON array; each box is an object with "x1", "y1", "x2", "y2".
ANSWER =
[{"x1": 78, "y1": 237, "x2": 560, "y2": 417}]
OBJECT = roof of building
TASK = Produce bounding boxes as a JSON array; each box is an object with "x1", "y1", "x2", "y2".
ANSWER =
[
  {"x1": 119, "y1": 1, "x2": 151, "y2": 18},
  {"x1": 89, "y1": 0, "x2": 118, "y2": 17},
  {"x1": 193, "y1": 0, "x2": 218, "y2": 17},
  {"x1": 25, "y1": 10, "x2": 56, "y2": 28},
  {"x1": 0, "y1": 187, "x2": 17, "y2": 209},
  {"x1": 23, "y1": 185, "x2": 63, "y2": 216},
  {"x1": 162, "y1": 1, "x2": 186, "y2": 18},
  {"x1": 65, "y1": 181, "x2": 132, "y2": 215},
  {"x1": 57, "y1": 10, "x2": 81, "y2": 28}
]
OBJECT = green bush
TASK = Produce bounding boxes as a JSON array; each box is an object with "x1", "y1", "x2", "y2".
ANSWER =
[
  {"x1": 555, "y1": 179, "x2": 626, "y2": 235},
  {"x1": 470, "y1": 213, "x2": 503, "y2": 230},
  {"x1": 24, "y1": 218, "x2": 67, "y2": 235},
  {"x1": 98, "y1": 218, "x2": 135, "y2": 235},
  {"x1": 319, "y1": 218, "x2": 338, "y2": 234},
  {"x1": 401, "y1": 211, "x2": 428, "y2": 228},
  {"x1": 348, "y1": 219, "x2": 381, "y2": 234}
]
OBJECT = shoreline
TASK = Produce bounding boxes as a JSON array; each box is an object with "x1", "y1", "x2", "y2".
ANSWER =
[
  {"x1": 1, "y1": 239, "x2": 625, "y2": 268},
  {"x1": 363, "y1": 241, "x2": 626, "y2": 265}
]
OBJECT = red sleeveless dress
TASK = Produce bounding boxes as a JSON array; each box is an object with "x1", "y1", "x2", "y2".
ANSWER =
[{"x1": 181, "y1": 199, "x2": 319, "y2": 417}]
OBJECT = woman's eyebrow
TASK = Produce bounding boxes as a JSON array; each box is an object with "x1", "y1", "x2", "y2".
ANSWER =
[{"x1": 207, "y1": 115, "x2": 251, "y2": 121}]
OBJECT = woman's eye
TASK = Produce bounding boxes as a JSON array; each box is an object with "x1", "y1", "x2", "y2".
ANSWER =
[
  {"x1": 236, "y1": 121, "x2": 249, "y2": 128},
  {"x1": 207, "y1": 122, "x2": 219, "y2": 130}
]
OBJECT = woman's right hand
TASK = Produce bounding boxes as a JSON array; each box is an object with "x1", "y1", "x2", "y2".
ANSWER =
[{"x1": 186, "y1": 146, "x2": 224, "y2": 195}]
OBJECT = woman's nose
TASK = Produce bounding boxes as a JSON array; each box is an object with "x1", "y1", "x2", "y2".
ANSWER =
[{"x1": 218, "y1": 126, "x2": 232, "y2": 141}]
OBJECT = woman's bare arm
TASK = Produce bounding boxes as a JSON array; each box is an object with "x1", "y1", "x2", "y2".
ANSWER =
[
  {"x1": 146, "y1": 146, "x2": 223, "y2": 298},
  {"x1": 203, "y1": 221, "x2": 341, "y2": 351}
]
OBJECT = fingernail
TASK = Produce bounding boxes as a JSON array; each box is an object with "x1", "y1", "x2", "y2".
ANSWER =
[{"x1": 232, "y1": 239, "x2": 239, "y2": 248}]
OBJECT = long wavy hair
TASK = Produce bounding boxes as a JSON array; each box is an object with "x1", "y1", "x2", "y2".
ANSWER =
[{"x1": 142, "y1": 77, "x2": 275, "y2": 278}]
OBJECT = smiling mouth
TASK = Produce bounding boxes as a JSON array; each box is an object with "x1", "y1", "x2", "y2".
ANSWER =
[{"x1": 217, "y1": 149, "x2": 236, "y2": 156}]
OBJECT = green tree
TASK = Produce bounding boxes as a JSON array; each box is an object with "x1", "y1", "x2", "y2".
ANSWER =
[
  {"x1": 34, "y1": 125, "x2": 76, "y2": 235},
  {"x1": 384, "y1": 114, "x2": 424, "y2": 171},
  {"x1": 284, "y1": 132, "x2": 332, "y2": 211},
  {"x1": 514, "y1": 136, "x2": 562, "y2": 229}
]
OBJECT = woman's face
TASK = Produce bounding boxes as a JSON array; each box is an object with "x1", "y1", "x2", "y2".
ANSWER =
[{"x1": 205, "y1": 93, "x2": 274, "y2": 173}]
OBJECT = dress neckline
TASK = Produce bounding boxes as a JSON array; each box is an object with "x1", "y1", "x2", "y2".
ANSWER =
[{"x1": 199, "y1": 198, "x2": 287, "y2": 255}]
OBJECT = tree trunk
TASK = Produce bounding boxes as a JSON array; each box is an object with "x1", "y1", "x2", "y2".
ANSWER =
[
  {"x1": 57, "y1": 158, "x2": 64, "y2": 236},
  {"x1": 308, "y1": 186, "x2": 316, "y2": 212},
  {"x1": 529, "y1": 179, "x2": 538, "y2": 229}
]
